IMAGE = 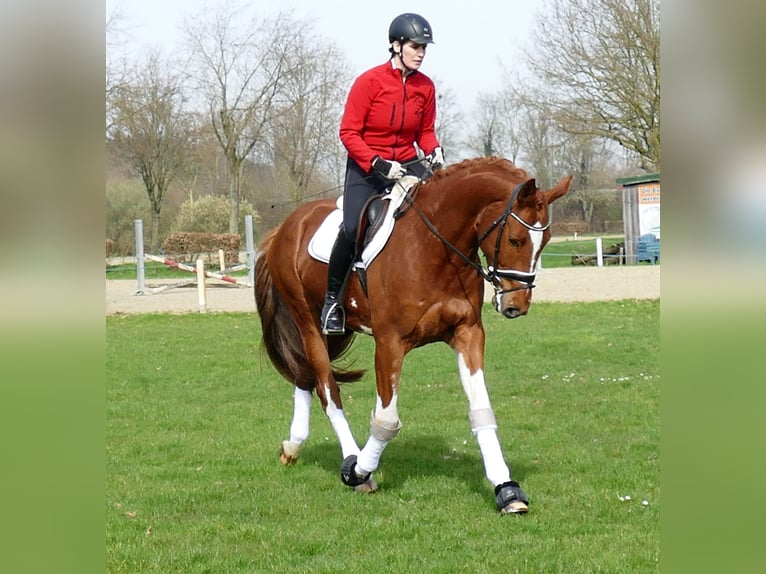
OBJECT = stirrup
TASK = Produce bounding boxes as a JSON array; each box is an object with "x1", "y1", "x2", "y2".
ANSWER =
[{"x1": 321, "y1": 300, "x2": 346, "y2": 335}]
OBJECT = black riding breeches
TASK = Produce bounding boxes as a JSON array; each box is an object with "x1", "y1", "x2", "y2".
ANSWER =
[{"x1": 340, "y1": 156, "x2": 428, "y2": 241}]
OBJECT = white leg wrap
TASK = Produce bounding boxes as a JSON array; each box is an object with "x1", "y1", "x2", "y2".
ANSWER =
[
  {"x1": 356, "y1": 435, "x2": 387, "y2": 475},
  {"x1": 288, "y1": 388, "x2": 312, "y2": 444},
  {"x1": 328, "y1": 411, "x2": 360, "y2": 459},
  {"x1": 322, "y1": 384, "x2": 360, "y2": 459},
  {"x1": 356, "y1": 398, "x2": 402, "y2": 475},
  {"x1": 456, "y1": 353, "x2": 511, "y2": 486},
  {"x1": 469, "y1": 408, "x2": 497, "y2": 433},
  {"x1": 475, "y1": 428, "x2": 511, "y2": 486},
  {"x1": 370, "y1": 411, "x2": 402, "y2": 442}
]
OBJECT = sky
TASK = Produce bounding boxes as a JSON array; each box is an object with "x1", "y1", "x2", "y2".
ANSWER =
[{"x1": 106, "y1": 0, "x2": 540, "y2": 114}]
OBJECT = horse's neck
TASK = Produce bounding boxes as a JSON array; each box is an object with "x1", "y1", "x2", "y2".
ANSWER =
[
  {"x1": 422, "y1": 177, "x2": 509, "y2": 231},
  {"x1": 404, "y1": 183, "x2": 502, "y2": 259}
]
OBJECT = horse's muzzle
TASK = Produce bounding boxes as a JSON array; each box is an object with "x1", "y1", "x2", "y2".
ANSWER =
[
  {"x1": 493, "y1": 295, "x2": 529, "y2": 319},
  {"x1": 502, "y1": 306, "x2": 524, "y2": 319},
  {"x1": 493, "y1": 285, "x2": 532, "y2": 319}
]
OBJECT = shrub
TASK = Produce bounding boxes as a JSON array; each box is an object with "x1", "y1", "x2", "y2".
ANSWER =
[
  {"x1": 161, "y1": 232, "x2": 241, "y2": 266},
  {"x1": 171, "y1": 195, "x2": 260, "y2": 235},
  {"x1": 106, "y1": 180, "x2": 155, "y2": 256}
]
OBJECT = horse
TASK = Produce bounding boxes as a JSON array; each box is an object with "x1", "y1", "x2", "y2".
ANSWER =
[{"x1": 254, "y1": 157, "x2": 572, "y2": 513}]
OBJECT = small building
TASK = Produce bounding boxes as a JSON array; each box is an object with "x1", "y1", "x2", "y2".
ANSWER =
[{"x1": 617, "y1": 173, "x2": 660, "y2": 263}]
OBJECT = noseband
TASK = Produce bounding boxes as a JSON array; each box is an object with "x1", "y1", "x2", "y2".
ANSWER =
[{"x1": 402, "y1": 181, "x2": 549, "y2": 296}]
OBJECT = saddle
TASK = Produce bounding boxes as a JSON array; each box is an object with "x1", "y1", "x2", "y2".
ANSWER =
[{"x1": 307, "y1": 176, "x2": 419, "y2": 292}]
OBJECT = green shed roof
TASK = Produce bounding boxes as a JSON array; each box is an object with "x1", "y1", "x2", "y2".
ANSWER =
[{"x1": 616, "y1": 173, "x2": 660, "y2": 186}]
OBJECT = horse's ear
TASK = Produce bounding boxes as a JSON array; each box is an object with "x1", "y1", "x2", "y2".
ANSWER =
[
  {"x1": 544, "y1": 175, "x2": 573, "y2": 204},
  {"x1": 517, "y1": 178, "x2": 538, "y2": 203}
]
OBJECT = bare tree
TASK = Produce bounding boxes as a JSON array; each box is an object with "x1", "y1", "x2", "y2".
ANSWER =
[
  {"x1": 269, "y1": 33, "x2": 351, "y2": 202},
  {"x1": 524, "y1": 0, "x2": 660, "y2": 171},
  {"x1": 108, "y1": 52, "x2": 191, "y2": 251},
  {"x1": 464, "y1": 91, "x2": 522, "y2": 161},
  {"x1": 516, "y1": 100, "x2": 560, "y2": 188},
  {"x1": 184, "y1": 6, "x2": 300, "y2": 233},
  {"x1": 106, "y1": 7, "x2": 133, "y2": 134},
  {"x1": 431, "y1": 82, "x2": 462, "y2": 161}
]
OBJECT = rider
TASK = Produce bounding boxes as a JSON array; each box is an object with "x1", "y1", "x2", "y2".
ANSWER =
[{"x1": 320, "y1": 12, "x2": 445, "y2": 335}]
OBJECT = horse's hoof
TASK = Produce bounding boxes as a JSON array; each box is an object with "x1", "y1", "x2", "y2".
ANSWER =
[
  {"x1": 279, "y1": 441, "x2": 301, "y2": 466},
  {"x1": 354, "y1": 476, "x2": 378, "y2": 493},
  {"x1": 499, "y1": 500, "x2": 529, "y2": 514},
  {"x1": 495, "y1": 480, "x2": 529, "y2": 514},
  {"x1": 340, "y1": 455, "x2": 372, "y2": 488}
]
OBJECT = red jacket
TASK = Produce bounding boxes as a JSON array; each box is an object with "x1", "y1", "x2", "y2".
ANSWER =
[{"x1": 339, "y1": 61, "x2": 440, "y2": 170}]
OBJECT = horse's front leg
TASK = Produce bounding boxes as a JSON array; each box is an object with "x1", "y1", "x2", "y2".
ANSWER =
[
  {"x1": 453, "y1": 325, "x2": 529, "y2": 514},
  {"x1": 340, "y1": 338, "x2": 404, "y2": 491}
]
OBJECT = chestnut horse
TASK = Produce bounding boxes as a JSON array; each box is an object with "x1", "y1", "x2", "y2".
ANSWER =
[{"x1": 254, "y1": 157, "x2": 571, "y2": 513}]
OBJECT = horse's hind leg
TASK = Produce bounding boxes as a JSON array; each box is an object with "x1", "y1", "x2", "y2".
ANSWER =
[
  {"x1": 276, "y1": 313, "x2": 376, "y2": 490},
  {"x1": 279, "y1": 386, "x2": 313, "y2": 465}
]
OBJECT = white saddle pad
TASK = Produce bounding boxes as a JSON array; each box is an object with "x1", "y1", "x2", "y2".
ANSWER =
[{"x1": 308, "y1": 176, "x2": 417, "y2": 269}]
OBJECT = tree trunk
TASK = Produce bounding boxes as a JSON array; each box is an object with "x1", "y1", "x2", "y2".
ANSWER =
[
  {"x1": 228, "y1": 161, "x2": 245, "y2": 234},
  {"x1": 150, "y1": 210, "x2": 161, "y2": 253}
]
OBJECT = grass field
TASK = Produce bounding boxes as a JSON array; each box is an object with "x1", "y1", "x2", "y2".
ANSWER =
[{"x1": 106, "y1": 299, "x2": 659, "y2": 573}]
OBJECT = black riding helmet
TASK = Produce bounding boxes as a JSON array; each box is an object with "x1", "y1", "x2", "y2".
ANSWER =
[{"x1": 388, "y1": 13, "x2": 434, "y2": 45}]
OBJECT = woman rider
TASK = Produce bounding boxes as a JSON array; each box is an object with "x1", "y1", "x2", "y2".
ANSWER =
[{"x1": 321, "y1": 12, "x2": 445, "y2": 334}]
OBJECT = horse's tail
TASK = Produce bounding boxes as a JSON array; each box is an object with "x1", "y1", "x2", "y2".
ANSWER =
[{"x1": 254, "y1": 230, "x2": 365, "y2": 388}]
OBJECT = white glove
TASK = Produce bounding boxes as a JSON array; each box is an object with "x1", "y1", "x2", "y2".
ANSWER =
[
  {"x1": 372, "y1": 156, "x2": 406, "y2": 180},
  {"x1": 427, "y1": 147, "x2": 445, "y2": 170}
]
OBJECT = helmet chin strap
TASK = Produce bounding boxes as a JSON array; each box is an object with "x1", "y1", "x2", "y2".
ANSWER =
[
  {"x1": 394, "y1": 48, "x2": 416, "y2": 73},
  {"x1": 393, "y1": 43, "x2": 416, "y2": 74}
]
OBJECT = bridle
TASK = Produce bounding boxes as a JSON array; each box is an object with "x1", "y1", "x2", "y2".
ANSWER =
[{"x1": 401, "y1": 180, "x2": 549, "y2": 297}]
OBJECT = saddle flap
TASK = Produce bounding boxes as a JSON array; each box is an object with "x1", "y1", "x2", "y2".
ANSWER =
[{"x1": 356, "y1": 195, "x2": 390, "y2": 255}]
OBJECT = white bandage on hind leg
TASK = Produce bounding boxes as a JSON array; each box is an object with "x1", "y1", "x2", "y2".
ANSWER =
[
  {"x1": 469, "y1": 408, "x2": 497, "y2": 433},
  {"x1": 288, "y1": 387, "x2": 312, "y2": 444}
]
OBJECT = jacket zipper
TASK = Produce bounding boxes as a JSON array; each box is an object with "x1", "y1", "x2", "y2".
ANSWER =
[{"x1": 390, "y1": 81, "x2": 407, "y2": 161}]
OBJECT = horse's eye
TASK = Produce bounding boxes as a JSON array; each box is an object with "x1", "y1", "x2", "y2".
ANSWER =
[{"x1": 509, "y1": 238, "x2": 521, "y2": 248}]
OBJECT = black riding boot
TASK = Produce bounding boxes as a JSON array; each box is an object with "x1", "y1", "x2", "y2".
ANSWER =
[{"x1": 321, "y1": 229, "x2": 356, "y2": 335}]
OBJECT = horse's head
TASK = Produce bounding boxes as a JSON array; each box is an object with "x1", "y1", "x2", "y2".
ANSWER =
[{"x1": 478, "y1": 175, "x2": 572, "y2": 318}]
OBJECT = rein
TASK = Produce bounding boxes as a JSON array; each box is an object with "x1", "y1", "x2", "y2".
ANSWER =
[{"x1": 401, "y1": 180, "x2": 549, "y2": 296}]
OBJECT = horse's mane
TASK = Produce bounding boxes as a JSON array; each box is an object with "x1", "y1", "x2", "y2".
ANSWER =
[{"x1": 421, "y1": 156, "x2": 529, "y2": 190}]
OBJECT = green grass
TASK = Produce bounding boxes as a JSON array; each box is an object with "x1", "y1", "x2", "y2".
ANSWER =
[{"x1": 107, "y1": 300, "x2": 659, "y2": 573}]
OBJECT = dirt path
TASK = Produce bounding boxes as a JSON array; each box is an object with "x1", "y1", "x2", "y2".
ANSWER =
[{"x1": 106, "y1": 265, "x2": 659, "y2": 315}]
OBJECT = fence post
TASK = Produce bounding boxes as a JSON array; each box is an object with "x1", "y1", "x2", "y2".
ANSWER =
[
  {"x1": 134, "y1": 219, "x2": 146, "y2": 294},
  {"x1": 245, "y1": 214, "x2": 255, "y2": 287},
  {"x1": 196, "y1": 258, "x2": 207, "y2": 313},
  {"x1": 596, "y1": 237, "x2": 604, "y2": 267}
]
